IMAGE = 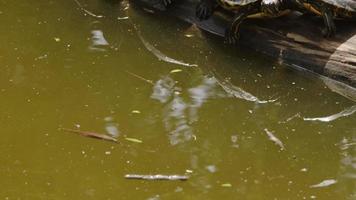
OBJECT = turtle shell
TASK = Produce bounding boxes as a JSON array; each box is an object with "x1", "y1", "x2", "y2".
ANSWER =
[
  {"x1": 319, "y1": 0, "x2": 356, "y2": 12},
  {"x1": 219, "y1": 0, "x2": 260, "y2": 7}
]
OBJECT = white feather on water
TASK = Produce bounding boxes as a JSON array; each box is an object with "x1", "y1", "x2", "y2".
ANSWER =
[
  {"x1": 264, "y1": 129, "x2": 285, "y2": 150},
  {"x1": 304, "y1": 105, "x2": 356, "y2": 122},
  {"x1": 137, "y1": 33, "x2": 198, "y2": 67}
]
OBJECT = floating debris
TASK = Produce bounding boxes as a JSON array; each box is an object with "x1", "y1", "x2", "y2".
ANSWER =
[
  {"x1": 300, "y1": 168, "x2": 308, "y2": 172},
  {"x1": 221, "y1": 183, "x2": 232, "y2": 187},
  {"x1": 170, "y1": 69, "x2": 183, "y2": 73},
  {"x1": 125, "y1": 137, "x2": 143, "y2": 143},
  {"x1": 61, "y1": 128, "x2": 118, "y2": 143},
  {"x1": 73, "y1": 0, "x2": 104, "y2": 18},
  {"x1": 216, "y1": 78, "x2": 276, "y2": 104},
  {"x1": 125, "y1": 174, "x2": 188, "y2": 181},
  {"x1": 117, "y1": 16, "x2": 129, "y2": 20},
  {"x1": 89, "y1": 30, "x2": 109, "y2": 52},
  {"x1": 304, "y1": 105, "x2": 356, "y2": 122},
  {"x1": 131, "y1": 110, "x2": 141, "y2": 114},
  {"x1": 279, "y1": 113, "x2": 301, "y2": 123},
  {"x1": 264, "y1": 129, "x2": 285, "y2": 150},
  {"x1": 322, "y1": 71, "x2": 356, "y2": 102},
  {"x1": 310, "y1": 179, "x2": 337, "y2": 188}
]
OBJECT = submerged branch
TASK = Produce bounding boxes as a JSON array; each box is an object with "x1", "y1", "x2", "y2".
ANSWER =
[
  {"x1": 61, "y1": 128, "x2": 118, "y2": 143},
  {"x1": 125, "y1": 174, "x2": 189, "y2": 181}
]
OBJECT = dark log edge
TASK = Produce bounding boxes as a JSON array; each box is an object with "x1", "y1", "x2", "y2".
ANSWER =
[{"x1": 134, "y1": 0, "x2": 356, "y2": 89}]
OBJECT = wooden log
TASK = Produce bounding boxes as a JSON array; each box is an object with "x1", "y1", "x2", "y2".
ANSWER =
[{"x1": 134, "y1": 0, "x2": 356, "y2": 88}]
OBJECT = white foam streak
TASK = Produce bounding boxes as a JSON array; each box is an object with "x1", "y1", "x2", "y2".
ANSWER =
[
  {"x1": 217, "y1": 80, "x2": 276, "y2": 104},
  {"x1": 304, "y1": 105, "x2": 356, "y2": 122},
  {"x1": 138, "y1": 34, "x2": 198, "y2": 67},
  {"x1": 310, "y1": 179, "x2": 337, "y2": 188}
]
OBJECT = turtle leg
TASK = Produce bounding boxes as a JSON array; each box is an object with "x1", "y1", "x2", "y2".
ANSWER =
[
  {"x1": 321, "y1": 7, "x2": 336, "y2": 37},
  {"x1": 308, "y1": 2, "x2": 336, "y2": 37},
  {"x1": 225, "y1": 6, "x2": 259, "y2": 44},
  {"x1": 160, "y1": 0, "x2": 173, "y2": 7},
  {"x1": 196, "y1": 0, "x2": 218, "y2": 20}
]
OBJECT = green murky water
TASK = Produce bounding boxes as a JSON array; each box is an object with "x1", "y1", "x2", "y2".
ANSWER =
[{"x1": 1, "y1": 0, "x2": 356, "y2": 199}]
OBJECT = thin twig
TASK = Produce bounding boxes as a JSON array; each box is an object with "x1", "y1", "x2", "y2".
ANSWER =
[
  {"x1": 125, "y1": 174, "x2": 189, "y2": 181},
  {"x1": 125, "y1": 70, "x2": 154, "y2": 85},
  {"x1": 61, "y1": 128, "x2": 118, "y2": 143}
]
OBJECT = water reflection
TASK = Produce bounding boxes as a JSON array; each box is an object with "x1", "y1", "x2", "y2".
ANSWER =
[
  {"x1": 11, "y1": 64, "x2": 26, "y2": 85},
  {"x1": 151, "y1": 75, "x2": 226, "y2": 145},
  {"x1": 73, "y1": 0, "x2": 104, "y2": 18},
  {"x1": 163, "y1": 94, "x2": 192, "y2": 145},
  {"x1": 104, "y1": 116, "x2": 120, "y2": 138},
  {"x1": 151, "y1": 74, "x2": 278, "y2": 145},
  {"x1": 339, "y1": 136, "x2": 356, "y2": 178},
  {"x1": 338, "y1": 134, "x2": 356, "y2": 199},
  {"x1": 151, "y1": 76, "x2": 175, "y2": 103},
  {"x1": 89, "y1": 29, "x2": 109, "y2": 51},
  {"x1": 323, "y1": 77, "x2": 356, "y2": 102},
  {"x1": 188, "y1": 77, "x2": 220, "y2": 122}
]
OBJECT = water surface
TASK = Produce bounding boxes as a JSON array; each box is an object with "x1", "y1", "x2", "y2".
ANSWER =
[{"x1": 0, "y1": 0, "x2": 355, "y2": 199}]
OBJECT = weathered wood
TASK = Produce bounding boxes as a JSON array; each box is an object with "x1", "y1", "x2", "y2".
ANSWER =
[{"x1": 134, "y1": 0, "x2": 356, "y2": 88}]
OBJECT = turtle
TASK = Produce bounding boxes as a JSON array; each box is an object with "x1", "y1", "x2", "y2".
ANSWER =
[
  {"x1": 260, "y1": 0, "x2": 356, "y2": 37},
  {"x1": 196, "y1": 0, "x2": 282, "y2": 43}
]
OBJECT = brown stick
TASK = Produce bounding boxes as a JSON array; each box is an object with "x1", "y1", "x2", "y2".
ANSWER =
[{"x1": 61, "y1": 128, "x2": 118, "y2": 143}]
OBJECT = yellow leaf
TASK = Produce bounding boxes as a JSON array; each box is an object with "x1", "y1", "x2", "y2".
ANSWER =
[
  {"x1": 221, "y1": 183, "x2": 232, "y2": 187},
  {"x1": 125, "y1": 137, "x2": 143, "y2": 143}
]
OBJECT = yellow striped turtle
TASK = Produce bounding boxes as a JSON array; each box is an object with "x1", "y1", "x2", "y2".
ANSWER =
[
  {"x1": 196, "y1": 0, "x2": 281, "y2": 43},
  {"x1": 261, "y1": 0, "x2": 356, "y2": 37}
]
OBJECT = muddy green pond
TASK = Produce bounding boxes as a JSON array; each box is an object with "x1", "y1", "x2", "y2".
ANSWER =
[{"x1": 0, "y1": 0, "x2": 355, "y2": 199}]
